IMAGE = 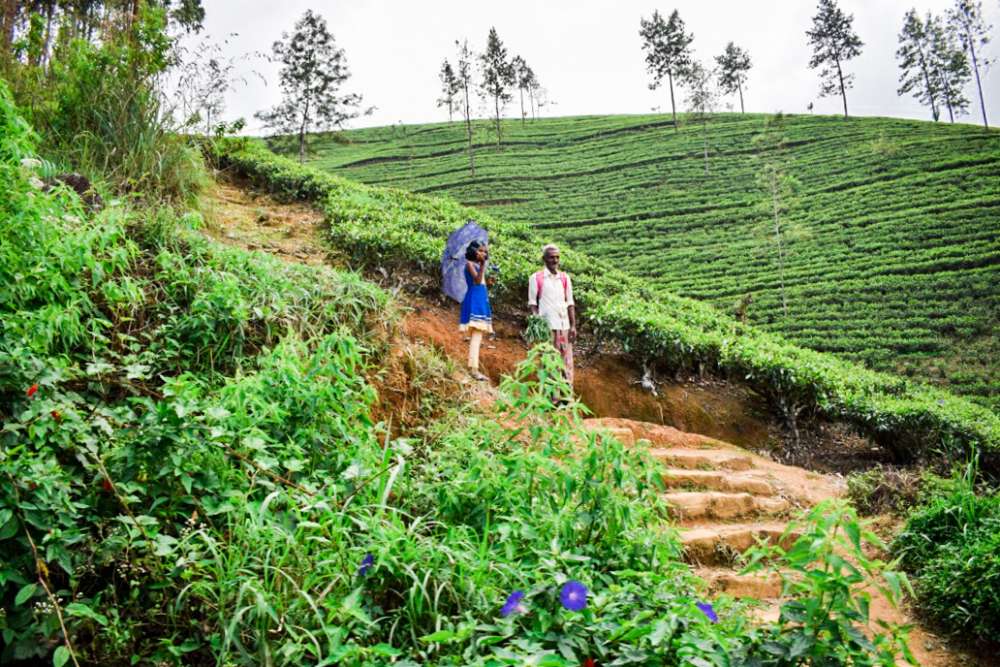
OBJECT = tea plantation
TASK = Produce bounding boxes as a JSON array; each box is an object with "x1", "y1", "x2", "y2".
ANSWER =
[{"x1": 297, "y1": 114, "x2": 1000, "y2": 409}]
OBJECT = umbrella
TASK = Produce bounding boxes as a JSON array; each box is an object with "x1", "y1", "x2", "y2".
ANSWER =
[{"x1": 442, "y1": 220, "x2": 488, "y2": 303}]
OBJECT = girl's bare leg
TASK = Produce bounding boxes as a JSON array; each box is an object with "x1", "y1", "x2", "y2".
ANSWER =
[{"x1": 468, "y1": 330, "x2": 484, "y2": 376}]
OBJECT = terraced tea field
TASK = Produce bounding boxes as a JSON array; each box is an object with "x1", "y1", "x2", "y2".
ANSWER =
[{"x1": 294, "y1": 114, "x2": 1000, "y2": 409}]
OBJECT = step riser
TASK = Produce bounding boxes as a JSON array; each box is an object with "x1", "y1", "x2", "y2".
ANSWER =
[
  {"x1": 662, "y1": 470, "x2": 775, "y2": 496},
  {"x1": 681, "y1": 529, "x2": 797, "y2": 566},
  {"x1": 651, "y1": 450, "x2": 754, "y2": 472},
  {"x1": 665, "y1": 492, "x2": 790, "y2": 521}
]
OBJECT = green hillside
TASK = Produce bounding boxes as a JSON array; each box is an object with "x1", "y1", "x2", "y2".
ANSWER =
[{"x1": 293, "y1": 114, "x2": 1000, "y2": 409}]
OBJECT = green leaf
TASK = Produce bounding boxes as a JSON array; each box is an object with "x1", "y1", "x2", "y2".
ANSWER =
[
  {"x1": 53, "y1": 646, "x2": 70, "y2": 667},
  {"x1": 844, "y1": 520, "x2": 862, "y2": 551},
  {"x1": 15, "y1": 582, "x2": 37, "y2": 606},
  {"x1": 66, "y1": 602, "x2": 109, "y2": 626},
  {"x1": 419, "y1": 630, "x2": 455, "y2": 643},
  {"x1": 369, "y1": 644, "x2": 402, "y2": 657}
]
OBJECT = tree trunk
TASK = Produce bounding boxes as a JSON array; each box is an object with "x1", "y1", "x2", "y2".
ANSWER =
[
  {"x1": 518, "y1": 85, "x2": 525, "y2": 126},
  {"x1": 298, "y1": 98, "x2": 310, "y2": 164},
  {"x1": 967, "y1": 32, "x2": 988, "y2": 129},
  {"x1": 529, "y1": 87, "x2": 536, "y2": 119},
  {"x1": 918, "y1": 53, "x2": 938, "y2": 121},
  {"x1": 42, "y1": 1, "x2": 54, "y2": 68},
  {"x1": 668, "y1": 71, "x2": 677, "y2": 128},
  {"x1": 738, "y1": 82, "x2": 745, "y2": 114},
  {"x1": 1, "y1": 0, "x2": 16, "y2": 57},
  {"x1": 835, "y1": 57, "x2": 848, "y2": 118}
]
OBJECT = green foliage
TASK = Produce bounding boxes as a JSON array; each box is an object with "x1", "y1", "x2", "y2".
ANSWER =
[
  {"x1": 3, "y1": 3, "x2": 209, "y2": 205},
  {"x1": 891, "y1": 470, "x2": 1000, "y2": 640},
  {"x1": 743, "y1": 501, "x2": 915, "y2": 665},
  {"x1": 639, "y1": 9, "x2": 695, "y2": 121},
  {"x1": 523, "y1": 314, "x2": 551, "y2": 345},
  {"x1": 0, "y1": 87, "x2": 390, "y2": 661},
  {"x1": 806, "y1": 0, "x2": 865, "y2": 115},
  {"x1": 254, "y1": 9, "x2": 365, "y2": 163},
  {"x1": 210, "y1": 135, "x2": 1000, "y2": 467},
  {"x1": 300, "y1": 113, "x2": 1000, "y2": 412}
]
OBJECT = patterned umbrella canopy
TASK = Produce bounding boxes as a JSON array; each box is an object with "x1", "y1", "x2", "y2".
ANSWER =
[{"x1": 441, "y1": 220, "x2": 488, "y2": 303}]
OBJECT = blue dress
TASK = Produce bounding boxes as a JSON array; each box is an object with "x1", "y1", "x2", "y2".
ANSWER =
[{"x1": 460, "y1": 266, "x2": 493, "y2": 333}]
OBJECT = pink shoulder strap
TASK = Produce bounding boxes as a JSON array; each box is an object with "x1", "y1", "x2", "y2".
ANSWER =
[{"x1": 535, "y1": 271, "x2": 568, "y2": 300}]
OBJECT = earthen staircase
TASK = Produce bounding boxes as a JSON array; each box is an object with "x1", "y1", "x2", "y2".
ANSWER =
[{"x1": 581, "y1": 417, "x2": 842, "y2": 605}]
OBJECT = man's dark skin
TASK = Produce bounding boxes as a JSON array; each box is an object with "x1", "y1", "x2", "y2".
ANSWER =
[{"x1": 531, "y1": 247, "x2": 577, "y2": 343}]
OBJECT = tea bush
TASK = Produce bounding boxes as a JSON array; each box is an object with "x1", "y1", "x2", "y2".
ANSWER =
[{"x1": 891, "y1": 471, "x2": 1000, "y2": 641}]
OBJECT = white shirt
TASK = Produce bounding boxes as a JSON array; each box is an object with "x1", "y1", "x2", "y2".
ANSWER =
[{"x1": 528, "y1": 270, "x2": 575, "y2": 331}]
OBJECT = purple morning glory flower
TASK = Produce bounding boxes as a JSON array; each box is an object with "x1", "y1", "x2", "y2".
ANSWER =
[
  {"x1": 560, "y1": 580, "x2": 588, "y2": 612},
  {"x1": 500, "y1": 590, "x2": 527, "y2": 617},
  {"x1": 358, "y1": 553, "x2": 374, "y2": 576},
  {"x1": 696, "y1": 601, "x2": 718, "y2": 624}
]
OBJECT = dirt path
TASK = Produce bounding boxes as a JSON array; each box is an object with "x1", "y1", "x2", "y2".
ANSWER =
[{"x1": 202, "y1": 177, "x2": 980, "y2": 666}]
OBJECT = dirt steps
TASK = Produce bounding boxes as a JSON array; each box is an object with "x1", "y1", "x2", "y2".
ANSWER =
[
  {"x1": 696, "y1": 567, "x2": 785, "y2": 599},
  {"x1": 664, "y1": 491, "x2": 790, "y2": 521},
  {"x1": 662, "y1": 468, "x2": 776, "y2": 495},
  {"x1": 649, "y1": 447, "x2": 755, "y2": 471}
]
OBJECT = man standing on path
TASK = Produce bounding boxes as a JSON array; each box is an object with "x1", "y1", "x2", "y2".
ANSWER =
[{"x1": 528, "y1": 244, "x2": 576, "y2": 388}]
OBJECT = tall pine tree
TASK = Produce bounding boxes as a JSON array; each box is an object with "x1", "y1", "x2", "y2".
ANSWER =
[
  {"x1": 928, "y1": 12, "x2": 971, "y2": 123},
  {"x1": 479, "y1": 27, "x2": 515, "y2": 148},
  {"x1": 639, "y1": 9, "x2": 694, "y2": 127},
  {"x1": 806, "y1": 0, "x2": 863, "y2": 119},
  {"x1": 948, "y1": 0, "x2": 992, "y2": 128},
  {"x1": 255, "y1": 10, "x2": 365, "y2": 162},
  {"x1": 455, "y1": 38, "x2": 476, "y2": 175},
  {"x1": 512, "y1": 55, "x2": 536, "y2": 125},
  {"x1": 897, "y1": 10, "x2": 941, "y2": 121},
  {"x1": 436, "y1": 59, "x2": 459, "y2": 122},
  {"x1": 715, "y1": 42, "x2": 752, "y2": 114}
]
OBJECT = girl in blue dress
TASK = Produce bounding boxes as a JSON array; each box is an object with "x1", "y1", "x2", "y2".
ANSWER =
[{"x1": 460, "y1": 240, "x2": 493, "y2": 380}]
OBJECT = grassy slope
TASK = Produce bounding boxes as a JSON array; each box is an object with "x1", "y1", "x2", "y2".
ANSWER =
[{"x1": 294, "y1": 114, "x2": 1000, "y2": 409}]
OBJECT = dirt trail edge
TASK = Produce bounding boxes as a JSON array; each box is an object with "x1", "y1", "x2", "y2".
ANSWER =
[{"x1": 203, "y1": 178, "x2": 979, "y2": 666}]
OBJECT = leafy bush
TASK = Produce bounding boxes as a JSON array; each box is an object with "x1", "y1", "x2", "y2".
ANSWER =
[
  {"x1": 743, "y1": 501, "x2": 915, "y2": 665},
  {"x1": 209, "y1": 137, "x2": 1000, "y2": 467},
  {"x1": 3, "y1": 4, "x2": 209, "y2": 205},
  {"x1": 891, "y1": 471, "x2": 1000, "y2": 641}
]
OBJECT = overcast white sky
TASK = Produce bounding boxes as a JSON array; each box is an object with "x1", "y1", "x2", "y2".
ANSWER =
[{"x1": 189, "y1": 0, "x2": 1000, "y2": 131}]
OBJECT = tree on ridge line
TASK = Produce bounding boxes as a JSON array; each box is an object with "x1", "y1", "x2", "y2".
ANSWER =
[
  {"x1": 455, "y1": 38, "x2": 476, "y2": 175},
  {"x1": 927, "y1": 12, "x2": 972, "y2": 123},
  {"x1": 806, "y1": 0, "x2": 864, "y2": 119},
  {"x1": 255, "y1": 9, "x2": 369, "y2": 163},
  {"x1": 715, "y1": 41, "x2": 751, "y2": 114},
  {"x1": 512, "y1": 55, "x2": 538, "y2": 125},
  {"x1": 948, "y1": 0, "x2": 993, "y2": 129},
  {"x1": 437, "y1": 58, "x2": 459, "y2": 122},
  {"x1": 639, "y1": 9, "x2": 694, "y2": 127},
  {"x1": 897, "y1": 9, "x2": 942, "y2": 121},
  {"x1": 479, "y1": 27, "x2": 515, "y2": 148}
]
